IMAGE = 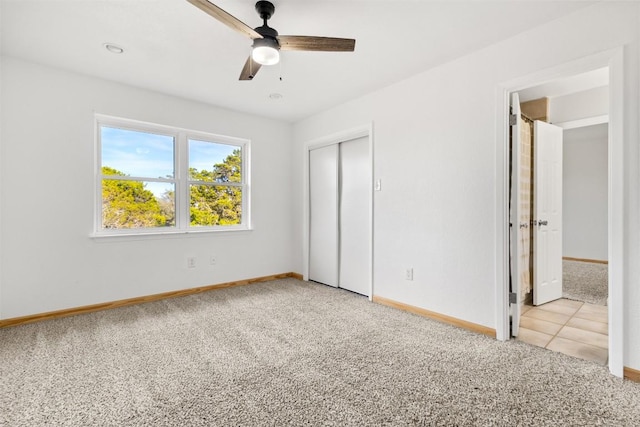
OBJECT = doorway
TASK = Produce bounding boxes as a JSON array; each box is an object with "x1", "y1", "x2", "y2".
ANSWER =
[
  {"x1": 507, "y1": 68, "x2": 614, "y2": 367},
  {"x1": 497, "y1": 48, "x2": 624, "y2": 377}
]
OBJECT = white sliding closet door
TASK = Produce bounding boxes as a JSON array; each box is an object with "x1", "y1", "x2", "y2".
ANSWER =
[
  {"x1": 308, "y1": 136, "x2": 370, "y2": 296},
  {"x1": 309, "y1": 144, "x2": 339, "y2": 287},
  {"x1": 339, "y1": 137, "x2": 370, "y2": 295}
]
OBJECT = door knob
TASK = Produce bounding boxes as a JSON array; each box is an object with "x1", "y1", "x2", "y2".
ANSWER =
[{"x1": 537, "y1": 220, "x2": 548, "y2": 226}]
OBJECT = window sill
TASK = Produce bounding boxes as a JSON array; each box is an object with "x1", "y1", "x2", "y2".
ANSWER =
[{"x1": 90, "y1": 227, "x2": 253, "y2": 241}]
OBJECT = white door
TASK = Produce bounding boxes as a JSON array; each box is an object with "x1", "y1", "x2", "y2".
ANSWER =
[
  {"x1": 534, "y1": 120, "x2": 563, "y2": 305},
  {"x1": 339, "y1": 137, "x2": 370, "y2": 295},
  {"x1": 510, "y1": 92, "x2": 522, "y2": 337},
  {"x1": 309, "y1": 144, "x2": 339, "y2": 287}
]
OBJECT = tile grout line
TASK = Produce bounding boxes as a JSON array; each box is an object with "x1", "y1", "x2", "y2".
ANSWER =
[
  {"x1": 520, "y1": 300, "x2": 609, "y2": 352},
  {"x1": 519, "y1": 299, "x2": 609, "y2": 364},
  {"x1": 543, "y1": 301, "x2": 583, "y2": 349}
]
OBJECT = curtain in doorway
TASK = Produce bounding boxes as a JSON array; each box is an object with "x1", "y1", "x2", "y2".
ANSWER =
[{"x1": 518, "y1": 116, "x2": 534, "y2": 295}]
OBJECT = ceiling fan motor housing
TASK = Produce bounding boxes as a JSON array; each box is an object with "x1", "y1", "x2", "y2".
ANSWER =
[
  {"x1": 254, "y1": 1, "x2": 279, "y2": 49},
  {"x1": 255, "y1": 25, "x2": 278, "y2": 40}
]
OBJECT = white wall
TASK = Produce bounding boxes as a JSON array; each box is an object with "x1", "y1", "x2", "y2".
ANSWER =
[
  {"x1": 563, "y1": 124, "x2": 608, "y2": 261},
  {"x1": 0, "y1": 57, "x2": 294, "y2": 319},
  {"x1": 292, "y1": 2, "x2": 640, "y2": 370}
]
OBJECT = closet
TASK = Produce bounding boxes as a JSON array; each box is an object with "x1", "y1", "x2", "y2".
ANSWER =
[{"x1": 308, "y1": 136, "x2": 370, "y2": 296}]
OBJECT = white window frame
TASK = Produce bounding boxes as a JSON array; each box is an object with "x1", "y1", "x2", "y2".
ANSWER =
[{"x1": 93, "y1": 114, "x2": 251, "y2": 237}]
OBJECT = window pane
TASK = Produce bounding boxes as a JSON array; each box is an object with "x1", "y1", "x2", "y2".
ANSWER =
[
  {"x1": 102, "y1": 178, "x2": 175, "y2": 229},
  {"x1": 190, "y1": 185, "x2": 242, "y2": 226},
  {"x1": 189, "y1": 139, "x2": 242, "y2": 183},
  {"x1": 101, "y1": 126, "x2": 174, "y2": 178}
]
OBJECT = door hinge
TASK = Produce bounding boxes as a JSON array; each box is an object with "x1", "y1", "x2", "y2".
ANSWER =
[
  {"x1": 509, "y1": 114, "x2": 518, "y2": 126},
  {"x1": 509, "y1": 292, "x2": 518, "y2": 304}
]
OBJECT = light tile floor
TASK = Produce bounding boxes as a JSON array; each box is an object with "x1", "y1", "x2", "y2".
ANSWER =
[{"x1": 517, "y1": 298, "x2": 608, "y2": 365}]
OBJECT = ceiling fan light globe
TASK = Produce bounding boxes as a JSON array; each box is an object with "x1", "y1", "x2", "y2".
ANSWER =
[{"x1": 252, "y1": 46, "x2": 280, "y2": 65}]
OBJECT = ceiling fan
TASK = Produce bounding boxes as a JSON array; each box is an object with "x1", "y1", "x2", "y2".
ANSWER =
[{"x1": 187, "y1": 0, "x2": 356, "y2": 80}]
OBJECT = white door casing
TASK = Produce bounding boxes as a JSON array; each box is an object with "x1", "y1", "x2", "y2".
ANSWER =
[
  {"x1": 497, "y1": 49, "x2": 623, "y2": 377},
  {"x1": 533, "y1": 121, "x2": 564, "y2": 305},
  {"x1": 307, "y1": 128, "x2": 372, "y2": 297},
  {"x1": 510, "y1": 92, "x2": 522, "y2": 337}
]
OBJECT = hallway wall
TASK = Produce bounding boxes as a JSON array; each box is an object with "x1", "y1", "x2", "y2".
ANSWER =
[{"x1": 563, "y1": 124, "x2": 609, "y2": 261}]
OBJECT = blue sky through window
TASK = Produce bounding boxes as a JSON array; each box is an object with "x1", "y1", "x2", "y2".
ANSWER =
[
  {"x1": 189, "y1": 139, "x2": 238, "y2": 175},
  {"x1": 101, "y1": 127, "x2": 174, "y2": 178},
  {"x1": 101, "y1": 127, "x2": 239, "y2": 198}
]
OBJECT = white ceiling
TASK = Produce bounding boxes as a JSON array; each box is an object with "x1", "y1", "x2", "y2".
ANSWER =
[{"x1": 1, "y1": 0, "x2": 595, "y2": 122}]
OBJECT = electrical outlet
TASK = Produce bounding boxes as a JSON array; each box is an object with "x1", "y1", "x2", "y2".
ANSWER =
[
  {"x1": 187, "y1": 257, "x2": 196, "y2": 269},
  {"x1": 405, "y1": 268, "x2": 413, "y2": 281},
  {"x1": 210, "y1": 255, "x2": 217, "y2": 265},
  {"x1": 374, "y1": 179, "x2": 382, "y2": 191}
]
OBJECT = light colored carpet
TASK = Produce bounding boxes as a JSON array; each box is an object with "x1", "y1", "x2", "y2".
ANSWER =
[
  {"x1": 1, "y1": 279, "x2": 638, "y2": 426},
  {"x1": 563, "y1": 260, "x2": 608, "y2": 306}
]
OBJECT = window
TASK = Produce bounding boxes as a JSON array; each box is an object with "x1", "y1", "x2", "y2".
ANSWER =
[{"x1": 95, "y1": 115, "x2": 250, "y2": 235}]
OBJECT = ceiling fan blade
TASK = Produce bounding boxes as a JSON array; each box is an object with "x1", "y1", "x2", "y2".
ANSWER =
[
  {"x1": 239, "y1": 56, "x2": 262, "y2": 81},
  {"x1": 278, "y1": 36, "x2": 356, "y2": 52},
  {"x1": 187, "y1": 0, "x2": 263, "y2": 40}
]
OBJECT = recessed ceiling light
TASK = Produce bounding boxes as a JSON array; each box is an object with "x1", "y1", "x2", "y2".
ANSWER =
[
  {"x1": 269, "y1": 93, "x2": 283, "y2": 100},
  {"x1": 104, "y1": 43, "x2": 124, "y2": 54}
]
